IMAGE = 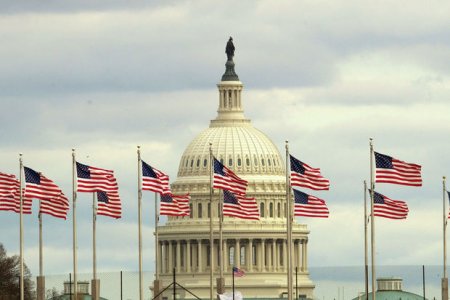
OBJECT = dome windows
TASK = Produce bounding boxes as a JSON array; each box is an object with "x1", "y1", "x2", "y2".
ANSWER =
[
  {"x1": 203, "y1": 159, "x2": 208, "y2": 167},
  {"x1": 228, "y1": 158, "x2": 233, "y2": 167},
  {"x1": 237, "y1": 157, "x2": 242, "y2": 167}
]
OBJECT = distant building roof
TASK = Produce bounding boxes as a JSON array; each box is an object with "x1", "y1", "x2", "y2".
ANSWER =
[{"x1": 352, "y1": 277, "x2": 426, "y2": 300}]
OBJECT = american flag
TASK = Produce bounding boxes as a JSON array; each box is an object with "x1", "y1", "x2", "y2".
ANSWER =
[
  {"x1": 24, "y1": 167, "x2": 69, "y2": 219},
  {"x1": 290, "y1": 155, "x2": 330, "y2": 191},
  {"x1": 76, "y1": 162, "x2": 119, "y2": 193},
  {"x1": 141, "y1": 160, "x2": 171, "y2": 195},
  {"x1": 160, "y1": 194, "x2": 190, "y2": 217},
  {"x1": 213, "y1": 158, "x2": 247, "y2": 195},
  {"x1": 96, "y1": 191, "x2": 122, "y2": 219},
  {"x1": 0, "y1": 172, "x2": 32, "y2": 214},
  {"x1": 371, "y1": 190, "x2": 409, "y2": 220},
  {"x1": 293, "y1": 189, "x2": 329, "y2": 218},
  {"x1": 223, "y1": 190, "x2": 259, "y2": 220},
  {"x1": 233, "y1": 266, "x2": 245, "y2": 277},
  {"x1": 374, "y1": 152, "x2": 422, "y2": 187}
]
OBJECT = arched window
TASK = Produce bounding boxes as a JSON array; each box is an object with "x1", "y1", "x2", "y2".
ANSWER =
[
  {"x1": 240, "y1": 246, "x2": 246, "y2": 265},
  {"x1": 260, "y1": 202, "x2": 265, "y2": 217},
  {"x1": 261, "y1": 159, "x2": 265, "y2": 166},
  {"x1": 196, "y1": 159, "x2": 200, "y2": 167},
  {"x1": 198, "y1": 203, "x2": 202, "y2": 218},
  {"x1": 190, "y1": 160, "x2": 194, "y2": 168},
  {"x1": 284, "y1": 203, "x2": 287, "y2": 218},
  {"x1": 237, "y1": 158, "x2": 242, "y2": 166},
  {"x1": 246, "y1": 158, "x2": 250, "y2": 166},
  {"x1": 269, "y1": 203, "x2": 273, "y2": 217},
  {"x1": 229, "y1": 246, "x2": 235, "y2": 265},
  {"x1": 208, "y1": 203, "x2": 211, "y2": 218},
  {"x1": 185, "y1": 158, "x2": 188, "y2": 167},
  {"x1": 229, "y1": 158, "x2": 233, "y2": 166},
  {"x1": 220, "y1": 158, "x2": 224, "y2": 165},
  {"x1": 268, "y1": 158, "x2": 271, "y2": 166},
  {"x1": 203, "y1": 159, "x2": 208, "y2": 167},
  {"x1": 277, "y1": 203, "x2": 281, "y2": 218}
]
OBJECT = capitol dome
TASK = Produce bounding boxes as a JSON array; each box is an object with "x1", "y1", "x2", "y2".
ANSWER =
[
  {"x1": 155, "y1": 41, "x2": 315, "y2": 300},
  {"x1": 177, "y1": 114, "x2": 285, "y2": 178}
]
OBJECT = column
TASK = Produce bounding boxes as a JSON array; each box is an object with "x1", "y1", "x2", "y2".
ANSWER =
[
  {"x1": 187, "y1": 240, "x2": 191, "y2": 273},
  {"x1": 301, "y1": 240, "x2": 306, "y2": 272},
  {"x1": 272, "y1": 239, "x2": 276, "y2": 271},
  {"x1": 223, "y1": 239, "x2": 228, "y2": 273},
  {"x1": 168, "y1": 241, "x2": 173, "y2": 272},
  {"x1": 261, "y1": 239, "x2": 266, "y2": 272},
  {"x1": 248, "y1": 239, "x2": 253, "y2": 271},
  {"x1": 176, "y1": 241, "x2": 181, "y2": 273},
  {"x1": 157, "y1": 241, "x2": 162, "y2": 275},
  {"x1": 198, "y1": 239, "x2": 203, "y2": 272},
  {"x1": 282, "y1": 239, "x2": 287, "y2": 272},
  {"x1": 161, "y1": 242, "x2": 166, "y2": 274},
  {"x1": 235, "y1": 239, "x2": 240, "y2": 268},
  {"x1": 304, "y1": 239, "x2": 308, "y2": 271},
  {"x1": 297, "y1": 240, "x2": 301, "y2": 272}
]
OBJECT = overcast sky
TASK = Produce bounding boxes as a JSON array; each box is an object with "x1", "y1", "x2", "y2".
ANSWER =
[{"x1": 0, "y1": 0, "x2": 449, "y2": 296}]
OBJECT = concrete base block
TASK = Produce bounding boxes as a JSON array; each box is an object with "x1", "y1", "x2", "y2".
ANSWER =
[
  {"x1": 153, "y1": 279, "x2": 163, "y2": 300},
  {"x1": 37, "y1": 276, "x2": 45, "y2": 300},
  {"x1": 91, "y1": 279, "x2": 100, "y2": 300},
  {"x1": 442, "y1": 277, "x2": 448, "y2": 300}
]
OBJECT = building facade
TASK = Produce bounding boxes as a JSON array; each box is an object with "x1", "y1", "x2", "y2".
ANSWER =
[{"x1": 156, "y1": 45, "x2": 315, "y2": 299}]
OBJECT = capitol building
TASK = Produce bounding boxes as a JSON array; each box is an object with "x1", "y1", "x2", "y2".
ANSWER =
[{"x1": 156, "y1": 41, "x2": 315, "y2": 299}]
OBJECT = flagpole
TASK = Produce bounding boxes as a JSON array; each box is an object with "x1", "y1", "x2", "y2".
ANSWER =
[
  {"x1": 285, "y1": 141, "x2": 293, "y2": 300},
  {"x1": 369, "y1": 139, "x2": 376, "y2": 300},
  {"x1": 93, "y1": 193, "x2": 97, "y2": 280},
  {"x1": 137, "y1": 146, "x2": 144, "y2": 300},
  {"x1": 219, "y1": 189, "x2": 223, "y2": 278},
  {"x1": 39, "y1": 201, "x2": 43, "y2": 277},
  {"x1": 155, "y1": 192, "x2": 159, "y2": 280},
  {"x1": 364, "y1": 181, "x2": 369, "y2": 300},
  {"x1": 19, "y1": 153, "x2": 24, "y2": 300},
  {"x1": 209, "y1": 143, "x2": 214, "y2": 300},
  {"x1": 72, "y1": 149, "x2": 78, "y2": 300},
  {"x1": 443, "y1": 176, "x2": 448, "y2": 300}
]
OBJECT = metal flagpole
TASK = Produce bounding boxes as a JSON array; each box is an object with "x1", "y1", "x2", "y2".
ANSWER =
[
  {"x1": 364, "y1": 181, "x2": 369, "y2": 300},
  {"x1": 19, "y1": 154, "x2": 24, "y2": 300},
  {"x1": 155, "y1": 192, "x2": 159, "y2": 280},
  {"x1": 137, "y1": 146, "x2": 143, "y2": 300},
  {"x1": 443, "y1": 176, "x2": 448, "y2": 300},
  {"x1": 209, "y1": 143, "x2": 214, "y2": 300},
  {"x1": 219, "y1": 188, "x2": 224, "y2": 292},
  {"x1": 72, "y1": 149, "x2": 78, "y2": 300},
  {"x1": 37, "y1": 199, "x2": 46, "y2": 300},
  {"x1": 285, "y1": 141, "x2": 293, "y2": 300},
  {"x1": 93, "y1": 192, "x2": 97, "y2": 280},
  {"x1": 369, "y1": 139, "x2": 376, "y2": 300}
]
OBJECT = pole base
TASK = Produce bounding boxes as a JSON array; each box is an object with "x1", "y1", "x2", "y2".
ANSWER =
[
  {"x1": 37, "y1": 276, "x2": 45, "y2": 300},
  {"x1": 91, "y1": 279, "x2": 100, "y2": 300},
  {"x1": 153, "y1": 279, "x2": 163, "y2": 300},
  {"x1": 217, "y1": 277, "x2": 225, "y2": 295}
]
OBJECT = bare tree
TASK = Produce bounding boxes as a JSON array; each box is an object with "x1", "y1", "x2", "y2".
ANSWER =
[{"x1": 0, "y1": 243, "x2": 35, "y2": 300}]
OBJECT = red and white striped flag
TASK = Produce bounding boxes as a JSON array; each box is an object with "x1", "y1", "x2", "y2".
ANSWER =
[
  {"x1": 293, "y1": 189, "x2": 329, "y2": 218},
  {"x1": 96, "y1": 191, "x2": 122, "y2": 219},
  {"x1": 24, "y1": 167, "x2": 69, "y2": 219},
  {"x1": 0, "y1": 172, "x2": 32, "y2": 214},
  {"x1": 76, "y1": 162, "x2": 119, "y2": 193},
  {"x1": 223, "y1": 190, "x2": 259, "y2": 220},
  {"x1": 371, "y1": 190, "x2": 409, "y2": 220},
  {"x1": 213, "y1": 158, "x2": 247, "y2": 195},
  {"x1": 290, "y1": 155, "x2": 330, "y2": 191},
  {"x1": 374, "y1": 152, "x2": 422, "y2": 187},
  {"x1": 160, "y1": 194, "x2": 190, "y2": 217},
  {"x1": 141, "y1": 160, "x2": 171, "y2": 195}
]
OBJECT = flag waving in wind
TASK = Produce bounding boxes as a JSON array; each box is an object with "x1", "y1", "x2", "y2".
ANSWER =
[
  {"x1": 141, "y1": 160, "x2": 171, "y2": 195},
  {"x1": 293, "y1": 189, "x2": 329, "y2": 218},
  {"x1": 76, "y1": 162, "x2": 119, "y2": 193},
  {"x1": 371, "y1": 190, "x2": 409, "y2": 220},
  {"x1": 213, "y1": 158, "x2": 247, "y2": 195},
  {"x1": 223, "y1": 190, "x2": 259, "y2": 220},
  {"x1": 290, "y1": 155, "x2": 330, "y2": 191},
  {"x1": 159, "y1": 194, "x2": 190, "y2": 217},
  {"x1": 97, "y1": 191, "x2": 121, "y2": 219},
  {"x1": 0, "y1": 172, "x2": 32, "y2": 214},
  {"x1": 374, "y1": 152, "x2": 422, "y2": 187},
  {"x1": 24, "y1": 167, "x2": 69, "y2": 219}
]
